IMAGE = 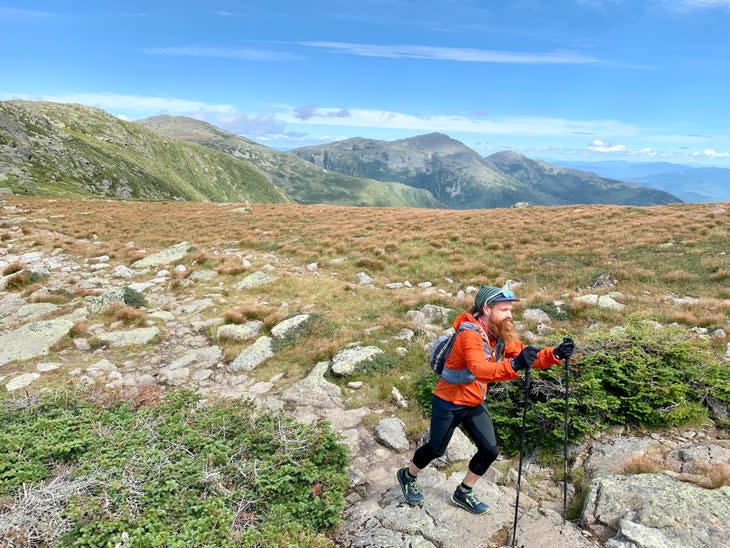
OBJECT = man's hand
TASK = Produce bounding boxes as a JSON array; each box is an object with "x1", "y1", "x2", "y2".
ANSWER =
[
  {"x1": 554, "y1": 338, "x2": 575, "y2": 360},
  {"x1": 512, "y1": 346, "x2": 540, "y2": 372}
]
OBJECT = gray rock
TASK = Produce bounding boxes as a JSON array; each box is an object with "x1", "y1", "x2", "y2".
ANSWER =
[
  {"x1": 373, "y1": 417, "x2": 409, "y2": 452},
  {"x1": 598, "y1": 295, "x2": 626, "y2": 311},
  {"x1": 0, "y1": 319, "x2": 74, "y2": 367},
  {"x1": 390, "y1": 387, "x2": 408, "y2": 409},
  {"x1": 405, "y1": 303, "x2": 453, "y2": 327},
  {"x1": 188, "y1": 269, "x2": 218, "y2": 282},
  {"x1": 523, "y1": 308, "x2": 551, "y2": 324},
  {"x1": 6, "y1": 372, "x2": 41, "y2": 391},
  {"x1": 227, "y1": 336, "x2": 273, "y2": 372},
  {"x1": 665, "y1": 443, "x2": 730, "y2": 473},
  {"x1": 583, "y1": 437, "x2": 663, "y2": 478},
  {"x1": 356, "y1": 271, "x2": 373, "y2": 285},
  {"x1": 607, "y1": 519, "x2": 675, "y2": 548},
  {"x1": 271, "y1": 314, "x2": 310, "y2": 339},
  {"x1": 167, "y1": 346, "x2": 223, "y2": 370},
  {"x1": 331, "y1": 345, "x2": 384, "y2": 376},
  {"x1": 581, "y1": 473, "x2": 730, "y2": 547},
  {"x1": 96, "y1": 326, "x2": 160, "y2": 347},
  {"x1": 512, "y1": 507, "x2": 601, "y2": 547},
  {"x1": 281, "y1": 361, "x2": 342, "y2": 408},
  {"x1": 7, "y1": 302, "x2": 58, "y2": 323},
  {"x1": 216, "y1": 321, "x2": 262, "y2": 342},
  {"x1": 111, "y1": 265, "x2": 137, "y2": 278},
  {"x1": 575, "y1": 294, "x2": 599, "y2": 305},
  {"x1": 131, "y1": 241, "x2": 192, "y2": 268},
  {"x1": 84, "y1": 287, "x2": 126, "y2": 315},
  {"x1": 232, "y1": 271, "x2": 277, "y2": 290}
]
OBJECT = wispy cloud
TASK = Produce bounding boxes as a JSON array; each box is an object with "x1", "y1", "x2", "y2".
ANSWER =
[
  {"x1": 300, "y1": 41, "x2": 598, "y2": 64},
  {"x1": 0, "y1": 7, "x2": 53, "y2": 17},
  {"x1": 0, "y1": 92, "x2": 238, "y2": 115},
  {"x1": 279, "y1": 107, "x2": 634, "y2": 137},
  {"x1": 142, "y1": 46, "x2": 301, "y2": 61},
  {"x1": 665, "y1": 0, "x2": 730, "y2": 10}
]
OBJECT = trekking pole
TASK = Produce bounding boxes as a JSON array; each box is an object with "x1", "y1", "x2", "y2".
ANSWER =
[
  {"x1": 562, "y1": 337, "x2": 571, "y2": 525},
  {"x1": 511, "y1": 363, "x2": 532, "y2": 547}
]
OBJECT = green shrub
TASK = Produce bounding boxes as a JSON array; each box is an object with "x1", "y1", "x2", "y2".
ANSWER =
[
  {"x1": 123, "y1": 286, "x2": 147, "y2": 308},
  {"x1": 416, "y1": 318, "x2": 729, "y2": 456},
  {"x1": 0, "y1": 389, "x2": 349, "y2": 546}
]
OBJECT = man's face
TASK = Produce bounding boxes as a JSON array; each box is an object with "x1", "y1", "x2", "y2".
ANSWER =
[{"x1": 484, "y1": 301, "x2": 513, "y2": 327}]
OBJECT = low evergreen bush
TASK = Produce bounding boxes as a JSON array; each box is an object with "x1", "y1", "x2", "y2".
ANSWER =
[
  {"x1": 416, "y1": 318, "x2": 729, "y2": 455},
  {"x1": 0, "y1": 389, "x2": 349, "y2": 546}
]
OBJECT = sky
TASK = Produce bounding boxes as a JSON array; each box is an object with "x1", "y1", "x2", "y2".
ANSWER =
[{"x1": 2, "y1": 0, "x2": 730, "y2": 166}]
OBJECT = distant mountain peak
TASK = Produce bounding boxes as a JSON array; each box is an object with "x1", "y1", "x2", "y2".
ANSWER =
[
  {"x1": 487, "y1": 150, "x2": 529, "y2": 162},
  {"x1": 398, "y1": 132, "x2": 462, "y2": 148}
]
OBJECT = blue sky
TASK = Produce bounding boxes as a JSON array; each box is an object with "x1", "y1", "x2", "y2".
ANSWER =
[{"x1": 2, "y1": 0, "x2": 730, "y2": 166}]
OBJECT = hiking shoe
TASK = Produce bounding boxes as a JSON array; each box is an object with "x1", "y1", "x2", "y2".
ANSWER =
[
  {"x1": 396, "y1": 467, "x2": 424, "y2": 505},
  {"x1": 451, "y1": 487, "x2": 489, "y2": 514}
]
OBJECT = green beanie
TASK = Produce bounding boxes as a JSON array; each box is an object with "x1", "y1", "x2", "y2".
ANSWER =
[{"x1": 474, "y1": 285, "x2": 520, "y2": 309}]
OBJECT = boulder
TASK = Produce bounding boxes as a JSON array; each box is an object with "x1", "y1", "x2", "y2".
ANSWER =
[
  {"x1": 227, "y1": 336, "x2": 273, "y2": 372},
  {"x1": 0, "y1": 319, "x2": 74, "y2": 367},
  {"x1": 131, "y1": 241, "x2": 192, "y2": 268},
  {"x1": 581, "y1": 473, "x2": 730, "y2": 547},
  {"x1": 331, "y1": 346, "x2": 384, "y2": 376}
]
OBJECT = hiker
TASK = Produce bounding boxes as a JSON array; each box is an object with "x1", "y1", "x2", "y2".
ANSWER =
[{"x1": 396, "y1": 285, "x2": 574, "y2": 514}]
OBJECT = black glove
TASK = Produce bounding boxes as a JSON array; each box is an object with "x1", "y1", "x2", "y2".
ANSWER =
[
  {"x1": 512, "y1": 346, "x2": 540, "y2": 372},
  {"x1": 554, "y1": 337, "x2": 575, "y2": 360}
]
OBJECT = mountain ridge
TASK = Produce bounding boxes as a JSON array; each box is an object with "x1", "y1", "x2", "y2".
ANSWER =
[
  {"x1": 293, "y1": 136, "x2": 681, "y2": 208},
  {"x1": 135, "y1": 115, "x2": 443, "y2": 208}
]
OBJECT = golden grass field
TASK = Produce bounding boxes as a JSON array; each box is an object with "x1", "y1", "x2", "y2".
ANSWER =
[{"x1": 2, "y1": 196, "x2": 729, "y2": 430}]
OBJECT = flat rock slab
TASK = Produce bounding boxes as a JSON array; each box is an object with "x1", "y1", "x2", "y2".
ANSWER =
[
  {"x1": 227, "y1": 336, "x2": 273, "y2": 372},
  {"x1": 582, "y1": 473, "x2": 730, "y2": 547},
  {"x1": 331, "y1": 346, "x2": 384, "y2": 376},
  {"x1": 232, "y1": 271, "x2": 277, "y2": 290},
  {"x1": 0, "y1": 319, "x2": 74, "y2": 367},
  {"x1": 6, "y1": 372, "x2": 41, "y2": 391},
  {"x1": 131, "y1": 241, "x2": 192, "y2": 269},
  {"x1": 97, "y1": 326, "x2": 160, "y2": 348}
]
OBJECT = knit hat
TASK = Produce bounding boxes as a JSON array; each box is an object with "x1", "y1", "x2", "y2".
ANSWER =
[{"x1": 474, "y1": 285, "x2": 520, "y2": 309}]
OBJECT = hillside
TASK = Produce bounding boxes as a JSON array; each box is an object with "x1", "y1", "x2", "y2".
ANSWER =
[
  {"x1": 292, "y1": 134, "x2": 681, "y2": 207},
  {"x1": 0, "y1": 100, "x2": 290, "y2": 203},
  {"x1": 292, "y1": 133, "x2": 540, "y2": 209},
  {"x1": 487, "y1": 151, "x2": 682, "y2": 206},
  {"x1": 555, "y1": 160, "x2": 730, "y2": 203},
  {"x1": 136, "y1": 115, "x2": 442, "y2": 208}
]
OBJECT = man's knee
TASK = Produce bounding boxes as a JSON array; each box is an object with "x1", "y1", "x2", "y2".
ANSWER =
[{"x1": 413, "y1": 443, "x2": 445, "y2": 468}]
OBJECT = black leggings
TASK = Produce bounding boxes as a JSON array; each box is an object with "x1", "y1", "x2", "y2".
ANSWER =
[{"x1": 412, "y1": 397, "x2": 499, "y2": 476}]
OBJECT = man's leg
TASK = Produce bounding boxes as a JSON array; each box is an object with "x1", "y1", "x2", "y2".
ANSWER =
[{"x1": 450, "y1": 406, "x2": 498, "y2": 514}]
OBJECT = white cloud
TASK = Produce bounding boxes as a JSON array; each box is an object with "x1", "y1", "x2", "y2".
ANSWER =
[
  {"x1": 1, "y1": 92, "x2": 238, "y2": 116},
  {"x1": 696, "y1": 148, "x2": 730, "y2": 158},
  {"x1": 300, "y1": 41, "x2": 598, "y2": 64},
  {"x1": 115, "y1": 114, "x2": 130, "y2": 121},
  {"x1": 142, "y1": 47, "x2": 301, "y2": 61},
  {"x1": 588, "y1": 139, "x2": 628, "y2": 153},
  {"x1": 279, "y1": 107, "x2": 636, "y2": 137}
]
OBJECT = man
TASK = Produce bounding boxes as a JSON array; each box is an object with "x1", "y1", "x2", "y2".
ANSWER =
[{"x1": 397, "y1": 285, "x2": 574, "y2": 513}]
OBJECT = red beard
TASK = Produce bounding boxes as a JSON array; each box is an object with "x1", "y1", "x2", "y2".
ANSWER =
[{"x1": 489, "y1": 317, "x2": 518, "y2": 344}]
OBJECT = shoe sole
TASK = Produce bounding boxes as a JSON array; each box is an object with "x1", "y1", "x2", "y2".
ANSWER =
[
  {"x1": 396, "y1": 470, "x2": 424, "y2": 505},
  {"x1": 450, "y1": 494, "x2": 488, "y2": 514}
]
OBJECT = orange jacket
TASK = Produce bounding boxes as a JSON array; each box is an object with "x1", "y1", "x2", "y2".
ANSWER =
[{"x1": 433, "y1": 312, "x2": 559, "y2": 407}]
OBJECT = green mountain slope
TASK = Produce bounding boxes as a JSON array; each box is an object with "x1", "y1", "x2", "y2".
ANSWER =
[
  {"x1": 136, "y1": 116, "x2": 442, "y2": 208},
  {"x1": 292, "y1": 133, "x2": 682, "y2": 207},
  {"x1": 292, "y1": 133, "x2": 552, "y2": 208},
  {"x1": 0, "y1": 100, "x2": 290, "y2": 203},
  {"x1": 486, "y1": 151, "x2": 682, "y2": 206}
]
